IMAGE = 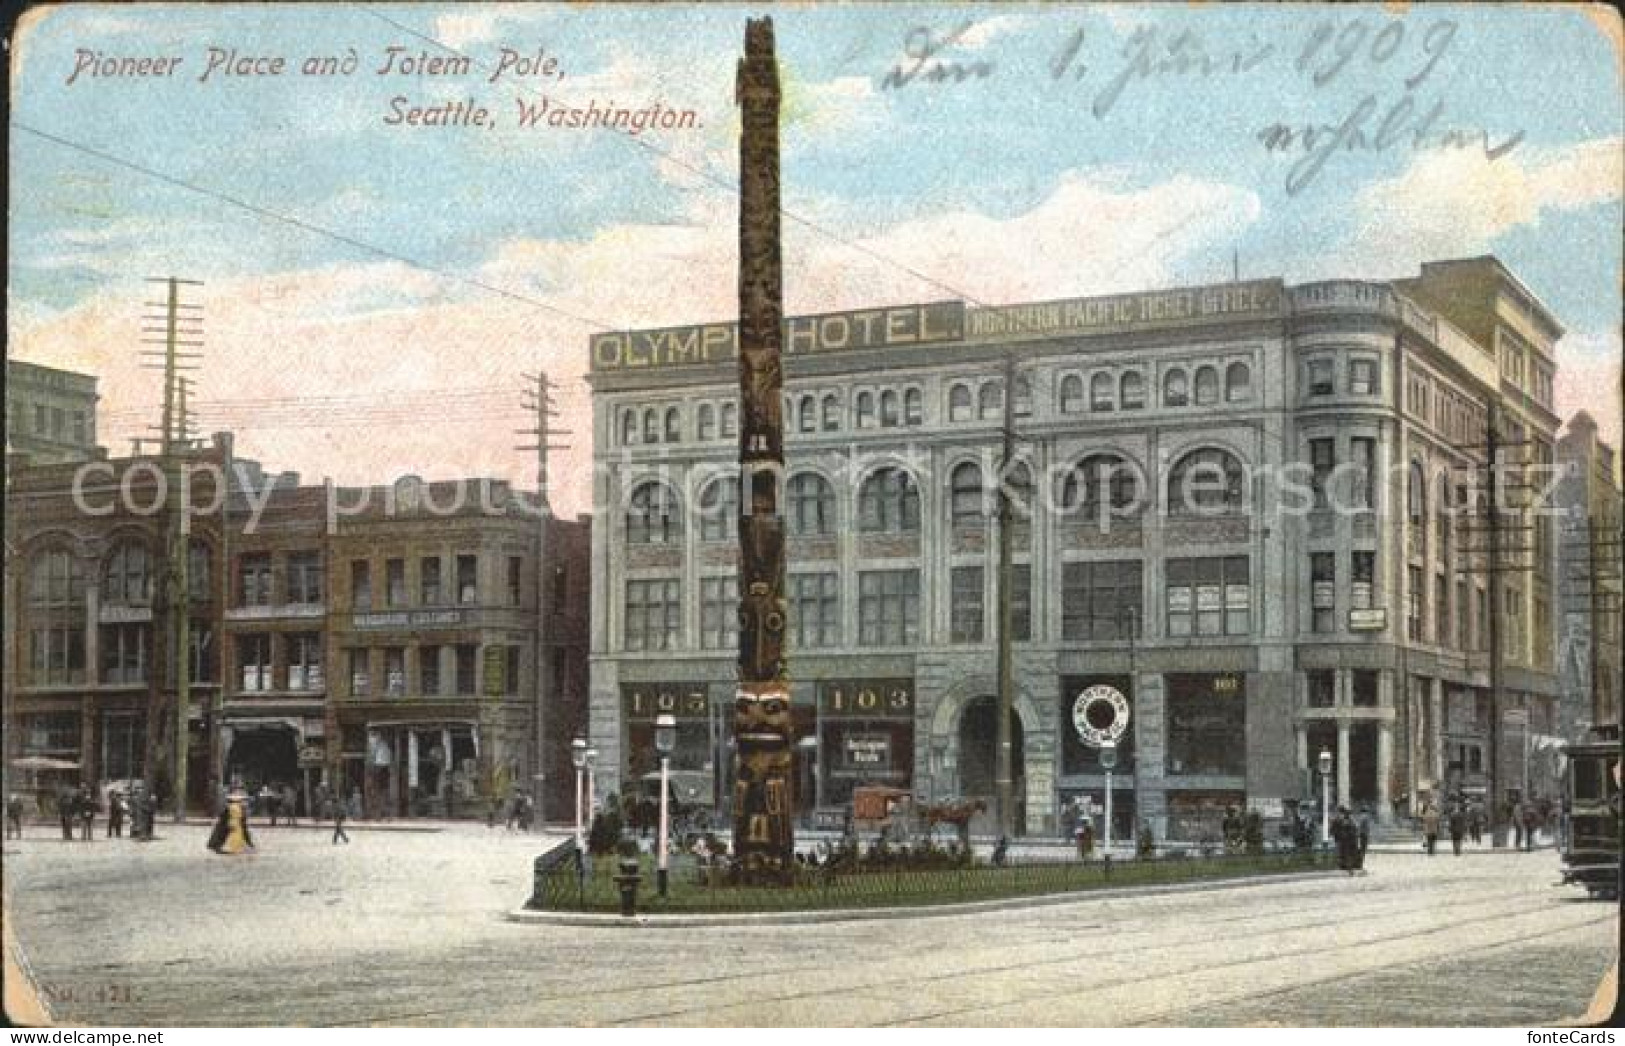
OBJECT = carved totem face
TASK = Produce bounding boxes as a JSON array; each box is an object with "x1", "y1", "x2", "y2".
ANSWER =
[{"x1": 734, "y1": 685, "x2": 793, "y2": 752}]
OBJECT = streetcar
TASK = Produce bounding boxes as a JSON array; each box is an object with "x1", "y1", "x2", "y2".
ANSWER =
[{"x1": 1558, "y1": 738, "x2": 1621, "y2": 900}]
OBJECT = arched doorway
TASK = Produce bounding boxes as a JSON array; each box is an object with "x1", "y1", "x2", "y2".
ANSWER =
[
  {"x1": 225, "y1": 726, "x2": 299, "y2": 797},
  {"x1": 958, "y1": 695, "x2": 1025, "y2": 832}
]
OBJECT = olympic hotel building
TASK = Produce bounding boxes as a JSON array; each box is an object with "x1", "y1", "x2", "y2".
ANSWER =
[{"x1": 586, "y1": 256, "x2": 1564, "y2": 840}]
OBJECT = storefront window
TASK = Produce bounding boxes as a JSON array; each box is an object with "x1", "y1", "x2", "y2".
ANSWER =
[
  {"x1": 1165, "y1": 673, "x2": 1246, "y2": 777},
  {"x1": 818, "y1": 680, "x2": 914, "y2": 808}
]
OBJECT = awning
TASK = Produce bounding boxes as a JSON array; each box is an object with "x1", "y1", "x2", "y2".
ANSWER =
[{"x1": 8, "y1": 756, "x2": 81, "y2": 770}]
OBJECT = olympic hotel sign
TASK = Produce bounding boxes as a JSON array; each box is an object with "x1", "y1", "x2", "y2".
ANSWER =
[{"x1": 588, "y1": 280, "x2": 1282, "y2": 372}]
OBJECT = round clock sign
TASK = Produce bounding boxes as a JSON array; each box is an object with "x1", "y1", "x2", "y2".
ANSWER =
[{"x1": 1072, "y1": 685, "x2": 1130, "y2": 747}]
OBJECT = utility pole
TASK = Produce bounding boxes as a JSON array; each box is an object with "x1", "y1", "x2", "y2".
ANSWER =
[
  {"x1": 734, "y1": 16, "x2": 795, "y2": 882},
  {"x1": 517, "y1": 371, "x2": 570, "y2": 819},
  {"x1": 995, "y1": 351, "x2": 1017, "y2": 839},
  {"x1": 1485, "y1": 406, "x2": 1504, "y2": 848},
  {"x1": 140, "y1": 277, "x2": 202, "y2": 821}
]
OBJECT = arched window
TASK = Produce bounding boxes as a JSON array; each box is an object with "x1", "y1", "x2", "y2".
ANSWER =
[
  {"x1": 720, "y1": 402, "x2": 738, "y2": 439},
  {"x1": 858, "y1": 468, "x2": 921, "y2": 533},
  {"x1": 1163, "y1": 369, "x2": 1189, "y2": 407},
  {"x1": 664, "y1": 406, "x2": 681, "y2": 443},
  {"x1": 1407, "y1": 462, "x2": 1426, "y2": 525},
  {"x1": 104, "y1": 541, "x2": 152, "y2": 605},
  {"x1": 821, "y1": 394, "x2": 841, "y2": 432},
  {"x1": 1090, "y1": 372, "x2": 1114, "y2": 411},
  {"x1": 626, "y1": 481, "x2": 682, "y2": 545},
  {"x1": 642, "y1": 408, "x2": 660, "y2": 445},
  {"x1": 949, "y1": 462, "x2": 985, "y2": 528},
  {"x1": 1168, "y1": 448, "x2": 1246, "y2": 514},
  {"x1": 1013, "y1": 374, "x2": 1033, "y2": 417},
  {"x1": 949, "y1": 383, "x2": 974, "y2": 422},
  {"x1": 1225, "y1": 362, "x2": 1251, "y2": 402},
  {"x1": 856, "y1": 391, "x2": 876, "y2": 429},
  {"x1": 621, "y1": 409, "x2": 639, "y2": 446},
  {"x1": 29, "y1": 548, "x2": 86, "y2": 608},
  {"x1": 904, "y1": 387, "x2": 924, "y2": 426},
  {"x1": 1060, "y1": 455, "x2": 1143, "y2": 519},
  {"x1": 698, "y1": 477, "x2": 739, "y2": 542},
  {"x1": 1120, "y1": 371, "x2": 1146, "y2": 409},
  {"x1": 787, "y1": 473, "x2": 836, "y2": 536},
  {"x1": 798, "y1": 396, "x2": 817, "y2": 434},
  {"x1": 1194, "y1": 366, "x2": 1220, "y2": 405},
  {"x1": 978, "y1": 382, "x2": 1002, "y2": 420},
  {"x1": 879, "y1": 389, "x2": 900, "y2": 427},
  {"x1": 697, "y1": 403, "x2": 716, "y2": 442},
  {"x1": 1060, "y1": 374, "x2": 1084, "y2": 414},
  {"x1": 1435, "y1": 473, "x2": 1452, "y2": 557}
]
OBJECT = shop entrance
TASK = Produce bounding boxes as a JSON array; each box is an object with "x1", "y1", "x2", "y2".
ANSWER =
[
  {"x1": 958, "y1": 695, "x2": 1025, "y2": 832},
  {"x1": 225, "y1": 726, "x2": 299, "y2": 796}
]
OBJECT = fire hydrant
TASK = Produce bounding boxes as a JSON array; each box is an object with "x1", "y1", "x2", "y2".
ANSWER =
[{"x1": 613, "y1": 856, "x2": 642, "y2": 917}]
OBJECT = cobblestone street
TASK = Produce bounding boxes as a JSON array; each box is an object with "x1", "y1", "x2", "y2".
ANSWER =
[{"x1": 3, "y1": 823, "x2": 1615, "y2": 1027}]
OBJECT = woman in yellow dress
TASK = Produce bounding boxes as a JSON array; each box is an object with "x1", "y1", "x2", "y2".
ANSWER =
[{"x1": 207, "y1": 792, "x2": 255, "y2": 855}]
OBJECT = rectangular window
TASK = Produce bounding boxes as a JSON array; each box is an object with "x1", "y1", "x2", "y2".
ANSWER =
[
  {"x1": 287, "y1": 551, "x2": 323, "y2": 605},
  {"x1": 1011, "y1": 564, "x2": 1032, "y2": 642},
  {"x1": 1351, "y1": 438, "x2": 1376, "y2": 509},
  {"x1": 1435, "y1": 573, "x2": 1450, "y2": 646},
  {"x1": 1309, "y1": 439, "x2": 1335, "y2": 510},
  {"x1": 101, "y1": 624, "x2": 150, "y2": 685},
  {"x1": 507, "y1": 556, "x2": 524, "y2": 606},
  {"x1": 950, "y1": 566, "x2": 984, "y2": 644},
  {"x1": 699, "y1": 576, "x2": 739, "y2": 650},
  {"x1": 551, "y1": 564, "x2": 569, "y2": 616},
  {"x1": 858, "y1": 570, "x2": 920, "y2": 647},
  {"x1": 1349, "y1": 358, "x2": 1378, "y2": 396},
  {"x1": 625, "y1": 579, "x2": 681, "y2": 652},
  {"x1": 386, "y1": 559, "x2": 407, "y2": 608},
  {"x1": 1408, "y1": 566, "x2": 1424, "y2": 641},
  {"x1": 419, "y1": 645, "x2": 442, "y2": 696},
  {"x1": 239, "y1": 634, "x2": 271, "y2": 692},
  {"x1": 383, "y1": 647, "x2": 406, "y2": 696},
  {"x1": 51, "y1": 407, "x2": 65, "y2": 438},
  {"x1": 1476, "y1": 587, "x2": 1489, "y2": 651},
  {"x1": 1308, "y1": 359, "x2": 1334, "y2": 396},
  {"x1": 1311, "y1": 552, "x2": 1336, "y2": 633},
  {"x1": 238, "y1": 553, "x2": 272, "y2": 607},
  {"x1": 1167, "y1": 557, "x2": 1249, "y2": 637},
  {"x1": 34, "y1": 404, "x2": 47, "y2": 434},
  {"x1": 351, "y1": 560, "x2": 371, "y2": 612},
  {"x1": 455, "y1": 645, "x2": 478, "y2": 695},
  {"x1": 790, "y1": 573, "x2": 840, "y2": 648},
  {"x1": 420, "y1": 557, "x2": 442, "y2": 606},
  {"x1": 28, "y1": 626, "x2": 85, "y2": 684},
  {"x1": 1307, "y1": 670, "x2": 1335, "y2": 708},
  {"x1": 505, "y1": 646, "x2": 521, "y2": 696},
  {"x1": 288, "y1": 634, "x2": 324, "y2": 691},
  {"x1": 1456, "y1": 578, "x2": 1471, "y2": 650},
  {"x1": 191, "y1": 625, "x2": 217, "y2": 683},
  {"x1": 349, "y1": 649, "x2": 370, "y2": 698},
  {"x1": 71, "y1": 411, "x2": 87, "y2": 444},
  {"x1": 1351, "y1": 551, "x2": 1375, "y2": 610},
  {"x1": 1165, "y1": 673, "x2": 1246, "y2": 777},
  {"x1": 1352, "y1": 670, "x2": 1379, "y2": 707},
  {"x1": 456, "y1": 554, "x2": 478, "y2": 605},
  {"x1": 1061, "y1": 560, "x2": 1142, "y2": 640}
]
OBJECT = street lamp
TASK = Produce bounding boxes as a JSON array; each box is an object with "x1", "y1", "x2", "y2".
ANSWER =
[
  {"x1": 1318, "y1": 747, "x2": 1334, "y2": 845},
  {"x1": 654, "y1": 714, "x2": 676, "y2": 898},
  {"x1": 1100, "y1": 740, "x2": 1118, "y2": 854},
  {"x1": 571, "y1": 737, "x2": 587, "y2": 852},
  {"x1": 585, "y1": 747, "x2": 598, "y2": 841}
]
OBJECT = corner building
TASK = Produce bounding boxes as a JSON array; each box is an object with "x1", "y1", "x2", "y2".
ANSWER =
[{"x1": 586, "y1": 257, "x2": 1563, "y2": 840}]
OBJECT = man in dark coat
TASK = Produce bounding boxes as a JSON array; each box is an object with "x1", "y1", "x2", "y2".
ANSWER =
[
  {"x1": 58, "y1": 786, "x2": 76, "y2": 841},
  {"x1": 1331, "y1": 806, "x2": 1360, "y2": 874},
  {"x1": 1355, "y1": 806, "x2": 1372, "y2": 870},
  {"x1": 1448, "y1": 803, "x2": 1467, "y2": 856},
  {"x1": 106, "y1": 791, "x2": 125, "y2": 838}
]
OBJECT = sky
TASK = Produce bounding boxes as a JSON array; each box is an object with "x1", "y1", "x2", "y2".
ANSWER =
[{"x1": 8, "y1": 3, "x2": 1622, "y2": 515}]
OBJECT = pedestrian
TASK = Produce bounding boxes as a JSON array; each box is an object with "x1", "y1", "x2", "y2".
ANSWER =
[
  {"x1": 1469, "y1": 803, "x2": 1483, "y2": 845},
  {"x1": 991, "y1": 835, "x2": 1008, "y2": 867},
  {"x1": 76, "y1": 788, "x2": 95, "y2": 841},
  {"x1": 520, "y1": 792, "x2": 535, "y2": 833},
  {"x1": 505, "y1": 790, "x2": 520, "y2": 832},
  {"x1": 329, "y1": 795, "x2": 350, "y2": 845},
  {"x1": 283, "y1": 784, "x2": 299, "y2": 827},
  {"x1": 1522, "y1": 801, "x2": 1538, "y2": 851},
  {"x1": 265, "y1": 784, "x2": 280, "y2": 827},
  {"x1": 208, "y1": 790, "x2": 255, "y2": 855},
  {"x1": 1448, "y1": 803, "x2": 1466, "y2": 856},
  {"x1": 57, "y1": 786, "x2": 76, "y2": 841},
  {"x1": 1332, "y1": 806, "x2": 1359, "y2": 874},
  {"x1": 1421, "y1": 801, "x2": 1441, "y2": 857},
  {"x1": 107, "y1": 790, "x2": 125, "y2": 838},
  {"x1": 1356, "y1": 806, "x2": 1372, "y2": 871},
  {"x1": 1512, "y1": 800, "x2": 1525, "y2": 850},
  {"x1": 5, "y1": 792, "x2": 24, "y2": 839}
]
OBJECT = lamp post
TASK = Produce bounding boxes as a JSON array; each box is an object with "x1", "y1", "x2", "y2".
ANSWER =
[
  {"x1": 585, "y1": 747, "x2": 598, "y2": 840},
  {"x1": 571, "y1": 737, "x2": 587, "y2": 852},
  {"x1": 1318, "y1": 747, "x2": 1333, "y2": 845},
  {"x1": 654, "y1": 714, "x2": 676, "y2": 898},
  {"x1": 1100, "y1": 740, "x2": 1118, "y2": 853}
]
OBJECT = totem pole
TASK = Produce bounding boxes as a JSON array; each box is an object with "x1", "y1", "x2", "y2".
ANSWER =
[{"x1": 733, "y1": 16, "x2": 795, "y2": 882}]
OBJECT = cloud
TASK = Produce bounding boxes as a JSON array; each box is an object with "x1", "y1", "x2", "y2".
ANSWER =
[
  {"x1": 958, "y1": 15, "x2": 1031, "y2": 50},
  {"x1": 1338, "y1": 136, "x2": 1623, "y2": 274},
  {"x1": 11, "y1": 168, "x2": 1259, "y2": 517}
]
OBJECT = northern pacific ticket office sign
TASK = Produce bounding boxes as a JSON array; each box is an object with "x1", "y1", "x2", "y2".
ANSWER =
[
  {"x1": 965, "y1": 279, "x2": 1283, "y2": 340},
  {"x1": 590, "y1": 301, "x2": 965, "y2": 371}
]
